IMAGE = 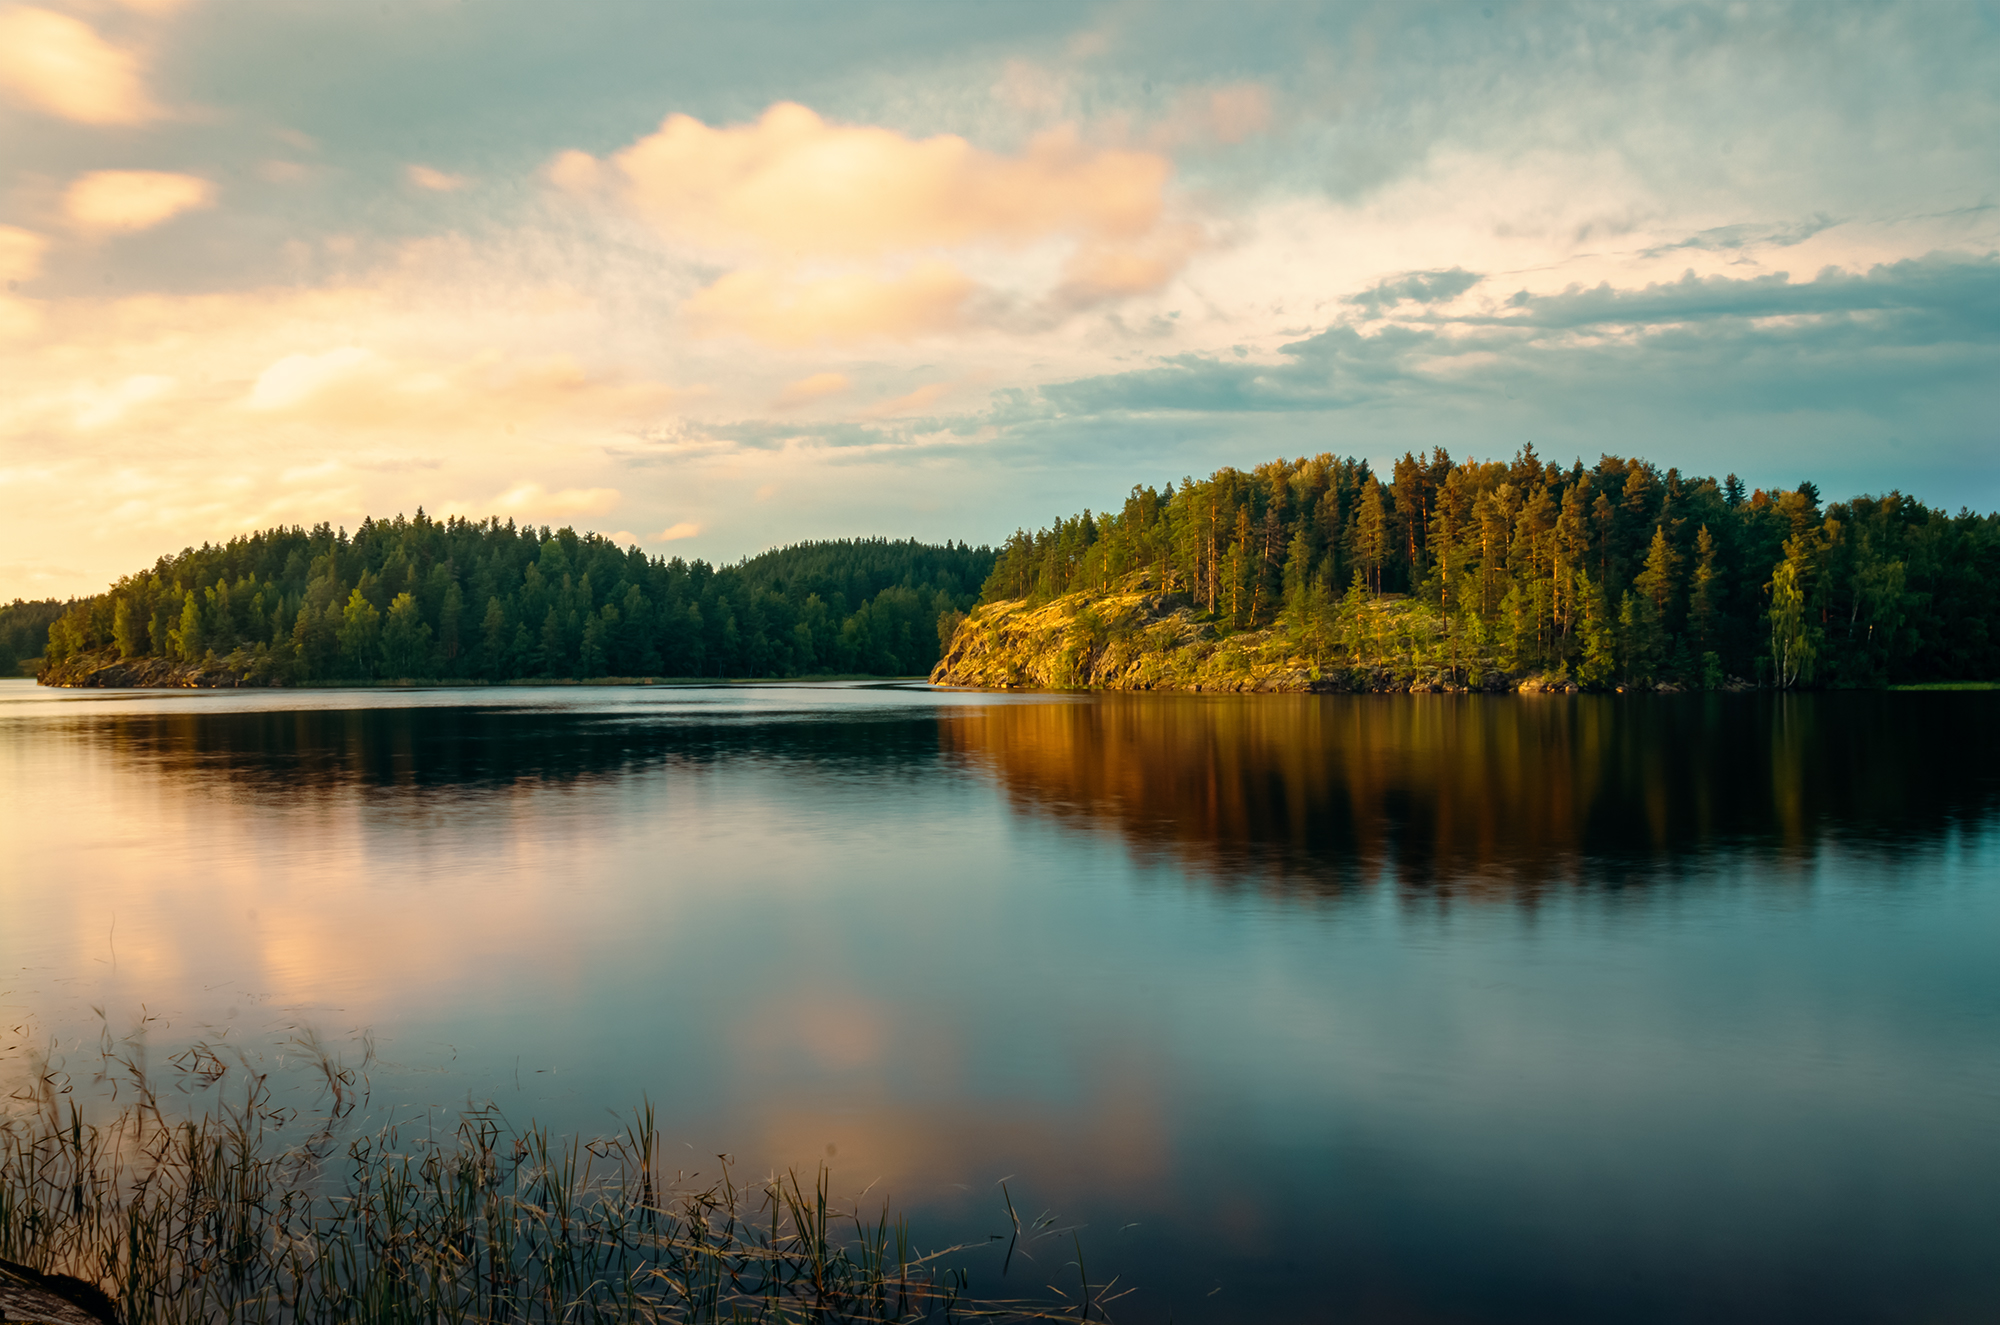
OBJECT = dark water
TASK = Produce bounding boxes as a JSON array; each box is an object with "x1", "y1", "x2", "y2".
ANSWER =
[{"x1": 2, "y1": 679, "x2": 1998, "y2": 1323}]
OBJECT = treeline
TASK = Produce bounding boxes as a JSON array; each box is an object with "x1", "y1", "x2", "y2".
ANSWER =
[
  {"x1": 2, "y1": 597, "x2": 69, "y2": 673},
  {"x1": 983, "y1": 449, "x2": 2000, "y2": 687},
  {"x1": 41, "y1": 514, "x2": 993, "y2": 682}
]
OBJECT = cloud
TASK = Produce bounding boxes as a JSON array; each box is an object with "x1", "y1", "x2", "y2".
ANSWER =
[
  {"x1": 1347, "y1": 267, "x2": 1484, "y2": 313},
  {"x1": 237, "y1": 344, "x2": 677, "y2": 430},
  {"x1": 1055, "y1": 224, "x2": 1202, "y2": 305},
  {"x1": 1151, "y1": 82, "x2": 1272, "y2": 148},
  {"x1": 863, "y1": 381, "x2": 956, "y2": 417},
  {"x1": 244, "y1": 346, "x2": 384, "y2": 411},
  {"x1": 1639, "y1": 216, "x2": 1840, "y2": 259},
  {"x1": 64, "y1": 171, "x2": 215, "y2": 234},
  {"x1": 773, "y1": 371, "x2": 849, "y2": 410},
  {"x1": 1478, "y1": 257, "x2": 2000, "y2": 334},
  {"x1": 0, "y1": 297, "x2": 40, "y2": 338},
  {"x1": 0, "y1": 227, "x2": 46, "y2": 338},
  {"x1": 557, "y1": 101, "x2": 1195, "y2": 345},
  {"x1": 1037, "y1": 255, "x2": 2000, "y2": 422},
  {"x1": 654, "y1": 521, "x2": 701, "y2": 541},
  {"x1": 490, "y1": 481, "x2": 620, "y2": 518},
  {"x1": 684, "y1": 261, "x2": 976, "y2": 344},
  {"x1": 563, "y1": 101, "x2": 1172, "y2": 260},
  {"x1": 75, "y1": 373, "x2": 175, "y2": 428},
  {"x1": 0, "y1": 7, "x2": 156, "y2": 125},
  {"x1": 0, "y1": 226, "x2": 46, "y2": 282},
  {"x1": 406, "y1": 164, "x2": 469, "y2": 192}
]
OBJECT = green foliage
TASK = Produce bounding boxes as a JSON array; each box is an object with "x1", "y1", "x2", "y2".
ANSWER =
[
  {"x1": 0, "y1": 598, "x2": 68, "y2": 674},
  {"x1": 40, "y1": 516, "x2": 993, "y2": 683},
  {"x1": 982, "y1": 450, "x2": 2000, "y2": 689}
]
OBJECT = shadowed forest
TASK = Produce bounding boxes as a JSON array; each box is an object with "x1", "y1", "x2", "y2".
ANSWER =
[
  {"x1": 981, "y1": 449, "x2": 2000, "y2": 687},
  {"x1": 1, "y1": 598, "x2": 65, "y2": 675},
  {"x1": 31, "y1": 518, "x2": 992, "y2": 683}
]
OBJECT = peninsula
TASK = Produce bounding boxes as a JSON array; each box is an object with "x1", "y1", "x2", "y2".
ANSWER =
[{"x1": 931, "y1": 449, "x2": 2000, "y2": 692}]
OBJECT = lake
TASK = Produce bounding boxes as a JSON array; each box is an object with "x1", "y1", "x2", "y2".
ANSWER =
[{"x1": 2, "y1": 679, "x2": 1997, "y2": 1322}]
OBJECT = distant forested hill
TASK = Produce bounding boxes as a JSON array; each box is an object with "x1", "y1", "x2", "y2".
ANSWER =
[
  {"x1": 39, "y1": 516, "x2": 992, "y2": 684},
  {"x1": 2, "y1": 598, "x2": 69, "y2": 675},
  {"x1": 973, "y1": 450, "x2": 2000, "y2": 688}
]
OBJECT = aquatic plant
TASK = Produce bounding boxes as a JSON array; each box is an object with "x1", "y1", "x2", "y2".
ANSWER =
[{"x1": 0, "y1": 1037, "x2": 1115, "y2": 1324}]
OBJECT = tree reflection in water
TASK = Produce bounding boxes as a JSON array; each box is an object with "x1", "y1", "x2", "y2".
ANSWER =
[{"x1": 939, "y1": 692, "x2": 2000, "y2": 897}]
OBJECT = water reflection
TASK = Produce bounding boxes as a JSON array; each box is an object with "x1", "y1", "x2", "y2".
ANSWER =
[
  {"x1": 34, "y1": 701, "x2": 954, "y2": 798},
  {"x1": 942, "y1": 692, "x2": 2000, "y2": 892},
  {"x1": 5, "y1": 684, "x2": 1999, "y2": 1323}
]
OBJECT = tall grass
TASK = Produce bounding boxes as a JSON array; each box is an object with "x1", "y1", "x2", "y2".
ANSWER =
[{"x1": 1, "y1": 1033, "x2": 1119, "y2": 1323}]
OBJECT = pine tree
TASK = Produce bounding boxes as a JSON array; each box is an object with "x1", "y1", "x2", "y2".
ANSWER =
[
  {"x1": 173, "y1": 593, "x2": 204, "y2": 662},
  {"x1": 1576, "y1": 570, "x2": 1617, "y2": 687},
  {"x1": 113, "y1": 597, "x2": 141, "y2": 659},
  {"x1": 1353, "y1": 476, "x2": 1388, "y2": 595},
  {"x1": 380, "y1": 592, "x2": 432, "y2": 678},
  {"x1": 1338, "y1": 570, "x2": 1372, "y2": 665},
  {"x1": 1631, "y1": 524, "x2": 1680, "y2": 679},
  {"x1": 1688, "y1": 525, "x2": 1718, "y2": 654},
  {"x1": 338, "y1": 588, "x2": 381, "y2": 679}
]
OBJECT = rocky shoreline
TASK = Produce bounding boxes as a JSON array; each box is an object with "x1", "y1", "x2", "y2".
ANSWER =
[
  {"x1": 929, "y1": 590, "x2": 1752, "y2": 694},
  {"x1": 38, "y1": 645, "x2": 264, "y2": 688}
]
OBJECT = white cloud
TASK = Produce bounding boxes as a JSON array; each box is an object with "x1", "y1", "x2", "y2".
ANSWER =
[
  {"x1": 75, "y1": 374, "x2": 175, "y2": 429},
  {"x1": 245, "y1": 347, "x2": 384, "y2": 411}
]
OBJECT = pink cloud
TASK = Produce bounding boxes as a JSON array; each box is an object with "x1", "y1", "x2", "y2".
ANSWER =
[
  {"x1": 406, "y1": 164, "x2": 470, "y2": 192},
  {"x1": 773, "y1": 370, "x2": 851, "y2": 409},
  {"x1": 567, "y1": 102, "x2": 1171, "y2": 260},
  {"x1": 684, "y1": 262, "x2": 976, "y2": 345}
]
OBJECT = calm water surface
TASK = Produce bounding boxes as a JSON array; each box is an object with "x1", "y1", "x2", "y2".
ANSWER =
[{"x1": 2, "y1": 678, "x2": 1998, "y2": 1322}]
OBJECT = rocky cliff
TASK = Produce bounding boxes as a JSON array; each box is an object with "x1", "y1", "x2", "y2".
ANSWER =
[
  {"x1": 929, "y1": 589, "x2": 1566, "y2": 693},
  {"x1": 38, "y1": 645, "x2": 264, "y2": 688}
]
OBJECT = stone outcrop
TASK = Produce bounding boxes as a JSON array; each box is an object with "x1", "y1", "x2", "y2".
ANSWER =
[
  {"x1": 929, "y1": 590, "x2": 1531, "y2": 694},
  {"x1": 37, "y1": 645, "x2": 263, "y2": 688}
]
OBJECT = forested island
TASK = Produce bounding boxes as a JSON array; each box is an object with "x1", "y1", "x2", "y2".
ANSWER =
[
  {"x1": 28, "y1": 517, "x2": 991, "y2": 685},
  {"x1": 933, "y1": 449, "x2": 2000, "y2": 691},
  {"x1": 15, "y1": 447, "x2": 1999, "y2": 691}
]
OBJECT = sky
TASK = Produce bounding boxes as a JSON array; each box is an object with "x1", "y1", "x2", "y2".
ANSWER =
[{"x1": 1, "y1": 0, "x2": 1996, "y2": 600}]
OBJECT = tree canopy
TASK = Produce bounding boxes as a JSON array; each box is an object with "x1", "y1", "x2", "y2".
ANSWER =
[
  {"x1": 2, "y1": 598, "x2": 68, "y2": 675},
  {"x1": 40, "y1": 516, "x2": 992, "y2": 683},
  {"x1": 981, "y1": 449, "x2": 2000, "y2": 688}
]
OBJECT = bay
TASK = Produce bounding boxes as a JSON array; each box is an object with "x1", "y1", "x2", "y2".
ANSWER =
[{"x1": 2, "y1": 678, "x2": 1997, "y2": 1322}]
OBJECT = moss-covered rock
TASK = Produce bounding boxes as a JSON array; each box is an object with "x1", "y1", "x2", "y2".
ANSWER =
[{"x1": 930, "y1": 589, "x2": 1528, "y2": 693}]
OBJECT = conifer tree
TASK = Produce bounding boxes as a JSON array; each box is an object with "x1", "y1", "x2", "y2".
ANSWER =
[
  {"x1": 1688, "y1": 525, "x2": 1719, "y2": 653},
  {"x1": 1576, "y1": 570, "x2": 1617, "y2": 687},
  {"x1": 339, "y1": 588, "x2": 381, "y2": 679}
]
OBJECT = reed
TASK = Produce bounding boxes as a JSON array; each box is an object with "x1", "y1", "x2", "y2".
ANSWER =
[{"x1": 1, "y1": 1039, "x2": 1118, "y2": 1324}]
